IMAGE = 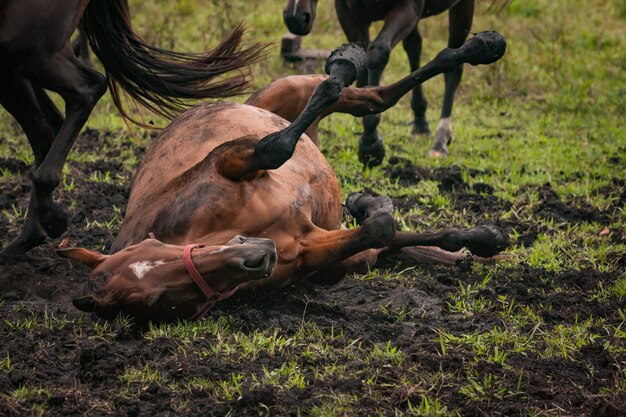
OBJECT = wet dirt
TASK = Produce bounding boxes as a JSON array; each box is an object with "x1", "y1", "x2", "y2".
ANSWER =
[{"x1": 1, "y1": 132, "x2": 625, "y2": 416}]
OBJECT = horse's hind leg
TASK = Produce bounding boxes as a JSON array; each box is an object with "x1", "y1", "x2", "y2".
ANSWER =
[
  {"x1": 1, "y1": 45, "x2": 106, "y2": 255},
  {"x1": 0, "y1": 69, "x2": 65, "y2": 254},
  {"x1": 430, "y1": 0, "x2": 474, "y2": 158},
  {"x1": 219, "y1": 44, "x2": 366, "y2": 180}
]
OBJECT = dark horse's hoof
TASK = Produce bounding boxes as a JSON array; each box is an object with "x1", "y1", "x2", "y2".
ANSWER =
[
  {"x1": 346, "y1": 193, "x2": 396, "y2": 247},
  {"x1": 464, "y1": 225, "x2": 509, "y2": 258},
  {"x1": 411, "y1": 118, "x2": 431, "y2": 136},
  {"x1": 0, "y1": 220, "x2": 48, "y2": 258},
  {"x1": 358, "y1": 134, "x2": 385, "y2": 168}
]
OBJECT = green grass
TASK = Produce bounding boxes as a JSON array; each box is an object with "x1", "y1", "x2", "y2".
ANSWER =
[{"x1": 1, "y1": 0, "x2": 625, "y2": 415}]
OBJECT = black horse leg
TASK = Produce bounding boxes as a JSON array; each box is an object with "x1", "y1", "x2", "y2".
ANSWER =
[
  {"x1": 403, "y1": 27, "x2": 430, "y2": 136},
  {"x1": 0, "y1": 69, "x2": 64, "y2": 255},
  {"x1": 359, "y1": 0, "x2": 422, "y2": 167},
  {"x1": 218, "y1": 44, "x2": 367, "y2": 180},
  {"x1": 2, "y1": 45, "x2": 106, "y2": 255},
  {"x1": 430, "y1": 0, "x2": 474, "y2": 158}
]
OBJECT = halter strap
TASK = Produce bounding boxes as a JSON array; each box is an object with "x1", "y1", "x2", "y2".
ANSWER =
[{"x1": 183, "y1": 243, "x2": 238, "y2": 320}]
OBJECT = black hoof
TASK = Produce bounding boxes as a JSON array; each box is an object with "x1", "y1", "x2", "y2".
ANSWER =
[
  {"x1": 465, "y1": 225, "x2": 509, "y2": 258},
  {"x1": 346, "y1": 193, "x2": 393, "y2": 225},
  {"x1": 358, "y1": 134, "x2": 385, "y2": 167},
  {"x1": 362, "y1": 211, "x2": 396, "y2": 248},
  {"x1": 411, "y1": 119, "x2": 431, "y2": 136},
  {"x1": 0, "y1": 221, "x2": 48, "y2": 257}
]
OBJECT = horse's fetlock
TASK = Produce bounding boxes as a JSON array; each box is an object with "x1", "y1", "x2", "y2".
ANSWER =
[
  {"x1": 367, "y1": 43, "x2": 390, "y2": 70},
  {"x1": 33, "y1": 169, "x2": 60, "y2": 190}
]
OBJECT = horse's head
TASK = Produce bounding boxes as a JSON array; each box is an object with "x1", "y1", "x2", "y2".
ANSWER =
[
  {"x1": 59, "y1": 236, "x2": 276, "y2": 322},
  {"x1": 283, "y1": 0, "x2": 318, "y2": 35}
]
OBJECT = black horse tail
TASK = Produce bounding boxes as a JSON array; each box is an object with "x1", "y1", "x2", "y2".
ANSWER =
[{"x1": 81, "y1": 0, "x2": 267, "y2": 124}]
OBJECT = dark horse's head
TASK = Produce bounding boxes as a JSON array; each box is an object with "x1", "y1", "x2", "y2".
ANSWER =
[{"x1": 283, "y1": 0, "x2": 318, "y2": 35}]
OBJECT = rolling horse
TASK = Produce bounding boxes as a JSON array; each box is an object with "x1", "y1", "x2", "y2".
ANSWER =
[
  {"x1": 283, "y1": 0, "x2": 497, "y2": 164},
  {"x1": 0, "y1": 0, "x2": 265, "y2": 256},
  {"x1": 59, "y1": 32, "x2": 507, "y2": 323}
]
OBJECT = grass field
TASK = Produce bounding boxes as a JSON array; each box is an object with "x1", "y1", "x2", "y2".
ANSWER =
[{"x1": 0, "y1": 0, "x2": 625, "y2": 415}]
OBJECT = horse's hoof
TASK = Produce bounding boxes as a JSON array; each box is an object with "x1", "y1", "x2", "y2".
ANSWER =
[
  {"x1": 465, "y1": 225, "x2": 509, "y2": 258},
  {"x1": 411, "y1": 119, "x2": 431, "y2": 137},
  {"x1": 358, "y1": 134, "x2": 385, "y2": 167},
  {"x1": 40, "y1": 203, "x2": 70, "y2": 239},
  {"x1": 428, "y1": 148, "x2": 448, "y2": 158},
  {"x1": 0, "y1": 221, "x2": 48, "y2": 258},
  {"x1": 429, "y1": 123, "x2": 452, "y2": 158},
  {"x1": 362, "y1": 211, "x2": 396, "y2": 248}
]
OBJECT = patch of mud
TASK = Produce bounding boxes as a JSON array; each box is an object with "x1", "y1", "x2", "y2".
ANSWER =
[
  {"x1": 532, "y1": 182, "x2": 611, "y2": 224},
  {"x1": 1, "y1": 130, "x2": 625, "y2": 416}
]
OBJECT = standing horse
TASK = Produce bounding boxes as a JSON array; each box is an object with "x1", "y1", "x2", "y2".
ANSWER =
[
  {"x1": 283, "y1": 0, "x2": 481, "y2": 164},
  {"x1": 0, "y1": 0, "x2": 265, "y2": 256}
]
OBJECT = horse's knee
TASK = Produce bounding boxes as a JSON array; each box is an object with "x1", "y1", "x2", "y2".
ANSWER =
[{"x1": 367, "y1": 43, "x2": 390, "y2": 72}]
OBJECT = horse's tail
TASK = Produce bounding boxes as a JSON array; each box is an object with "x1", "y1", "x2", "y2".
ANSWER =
[{"x1": 81, "y1": 0, "x2": 267, "y2": 124}]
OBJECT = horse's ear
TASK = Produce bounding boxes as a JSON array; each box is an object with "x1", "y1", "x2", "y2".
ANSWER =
[{"x1": 57, "y1": 247, "x2": 108, "y2": 269}]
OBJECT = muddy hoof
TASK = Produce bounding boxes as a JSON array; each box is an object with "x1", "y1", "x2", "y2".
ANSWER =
[
  {"x1": 40, "y1": 203, "x2": 70, "y2": 239},
  {"x1": 346, "y1": 193, "x2": 393, "y2": 225},
  {"x1": 465, "y1": 225, "x2": 509, "y2": 258},
  {"x1": 362, "y1": 211, "x2": 396, "y2": 248},
  {"x1": 0, "y1": 221, "x2": 48, "y2": 257},
  {"x1": 411, "y1": 119, "x2": 431, "y2": 137},
  {"x1": 358, "y1": 134, "x2": 385, "y2": 167}
]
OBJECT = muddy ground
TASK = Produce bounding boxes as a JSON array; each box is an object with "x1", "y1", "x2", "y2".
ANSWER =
[{"x1": 1, "y1": 130, "x2": 625, "y2": 416}]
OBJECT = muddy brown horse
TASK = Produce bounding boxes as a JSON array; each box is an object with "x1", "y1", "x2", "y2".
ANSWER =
[
  {"x1": 59, "y1": 32, "x2": 507, "y2": 323},
  {"x1": 0, "y1": 0, "x2": 264, "y2": 256},
  {"x1": 284, "y1": 0, "x2": 489, "y2": 163}
]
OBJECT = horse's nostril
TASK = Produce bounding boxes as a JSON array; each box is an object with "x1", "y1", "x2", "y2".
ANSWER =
[
  {"x1": 302, "y1": 13, "x2": 311, "y2": 25},
  {"x1": 243, "y1": 254, "x2": 267, "y2": 270}
]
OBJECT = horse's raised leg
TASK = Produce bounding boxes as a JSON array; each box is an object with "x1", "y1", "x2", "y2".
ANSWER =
[
  {"x1": 358, "y1": 0, "x2": 422, "y2": 167},
  {"x1": 220, "y1": 44, "x2": 367, "y2": 180},
  {"x1": 429, "y1": 0, "x2": 474, "y2": 158},
  {"x1": 1, "y1": 45, "x2": 106, "y2": 255},
  {"x1": 403, "y1": 27, "x2": 430, "y2": 136}
]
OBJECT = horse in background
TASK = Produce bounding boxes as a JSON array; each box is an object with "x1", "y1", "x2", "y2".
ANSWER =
[
  {"x1": 283, "y1": 0, "x2": 498, "y2": 164},
  {"x1": 0, "y1": 0, "x2": 265, "y2": 256}
]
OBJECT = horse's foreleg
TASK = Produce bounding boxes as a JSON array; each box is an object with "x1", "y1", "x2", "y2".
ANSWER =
[
  {"x1": 298, "y1": 194, "x2": 395, "y2": 275},
  {"x1": 386, "y1": 225, "x2": 508, "y2": 259},
  {"x1": 430, "y1": 0, "x2": 475, "y2": 158},
  {"x1": 403, "y1": 27, "x2": 430, "y2": 136},
  {"x1": 358, "y1": 0, "x2": 421, "y2": 167},
  {"x1": 0, "y1": 70, "x2": 64, "y2": 255}
]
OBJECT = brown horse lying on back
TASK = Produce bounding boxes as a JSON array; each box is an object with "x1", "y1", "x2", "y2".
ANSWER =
[{"x1": 60, "y1": 33, "x2": 507, "y2": 323}]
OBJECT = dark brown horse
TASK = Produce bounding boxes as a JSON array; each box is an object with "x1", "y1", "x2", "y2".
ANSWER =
[
  {"x1": 0, "y1": 0, "x2": 265, "y2": 256},
  {"x1": 283, "y1": 0, "x2": 482, "y2": 164}
]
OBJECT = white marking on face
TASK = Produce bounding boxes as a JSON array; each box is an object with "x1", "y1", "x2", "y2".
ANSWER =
[
  {"x1": 293, "y1": 0, "x2": 300, "y2": 15},
  {"x1": 129, "y1": 260, "x2": 165, "y2": 279},
  {"x1": 437, "y1": 117, "x2": 452, "y2": 132}
]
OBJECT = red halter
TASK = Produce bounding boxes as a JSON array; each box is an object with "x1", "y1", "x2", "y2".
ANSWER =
[{"x1": 183, "y1": 243, "x2": 239, "y2": 320}]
